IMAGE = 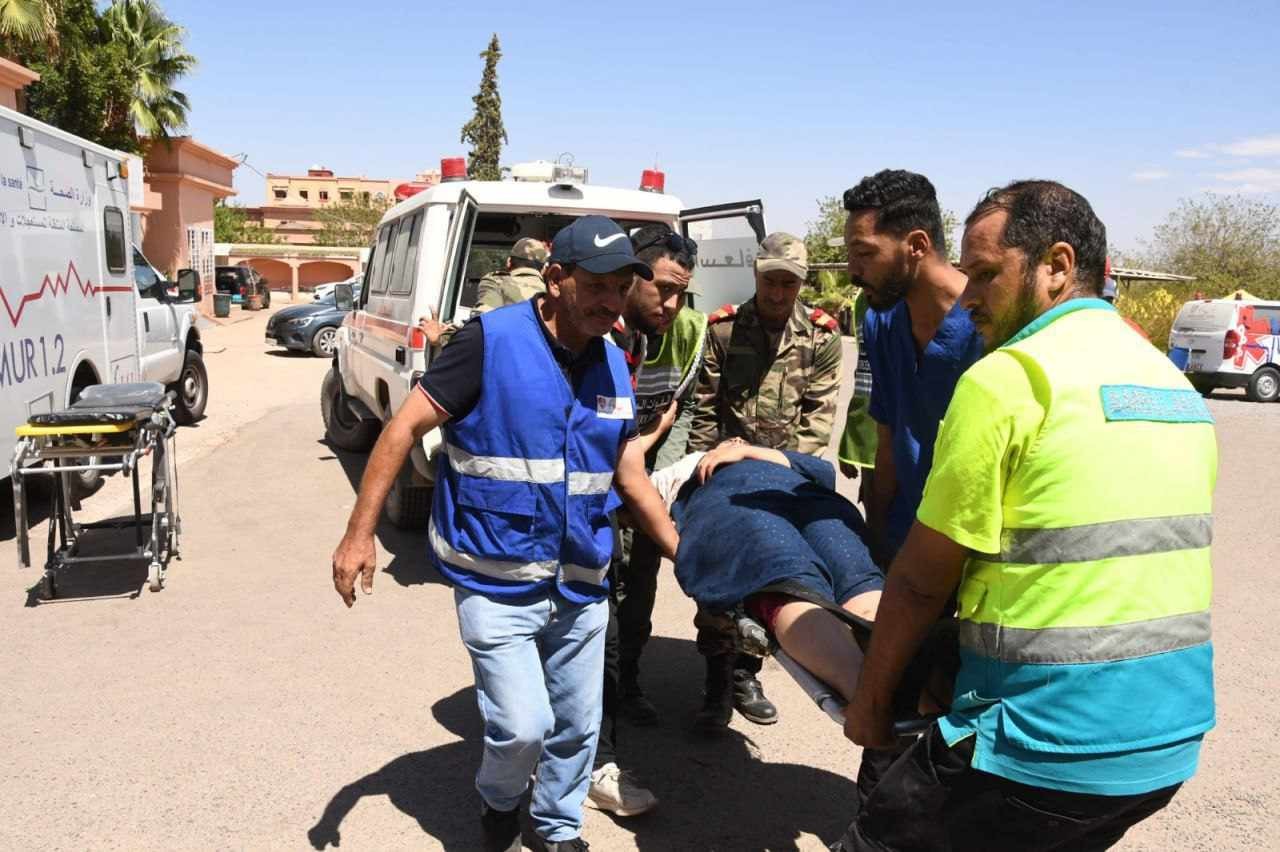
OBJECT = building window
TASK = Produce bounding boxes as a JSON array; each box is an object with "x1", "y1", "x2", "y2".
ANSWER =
[
  {"x1": 319, "y1": 191, "x2": 329, "y2": 201},
  {"x1": 299, "y1": 190, "x2": 309, "y2": 200},
  {"x1": 273, "y1": 188, "x2": 287, "y2": 199},
  {"x1": 186, "y1": 226, "x2": 214, "y2": 291},
  {"x1": 339, "y1": 189, "x2": 353, "y2": 201},
  {"x1": 359, "y1": 191, "x2": 370, "y2": 203}
]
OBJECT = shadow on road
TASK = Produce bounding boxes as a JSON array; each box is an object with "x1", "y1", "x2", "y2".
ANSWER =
[
  {"x1": 308, "y1": 636, "x2": 859, "y2": 851},
  {"x1": 325, "y1": 439, "x2": 444, "y2": 590}
]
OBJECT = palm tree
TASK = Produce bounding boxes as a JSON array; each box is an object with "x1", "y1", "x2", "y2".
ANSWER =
[
  {"x1": 102, "y1": 0, "x2": 194, "y2": 141},
  {"x1": 0, "y1": 0, "x2": 58, "y2": 46}
]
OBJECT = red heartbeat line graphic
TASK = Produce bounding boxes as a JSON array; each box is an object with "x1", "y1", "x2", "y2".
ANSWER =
[{"x1": 1, "y1": 260, "x2": 134, "y2": 328}]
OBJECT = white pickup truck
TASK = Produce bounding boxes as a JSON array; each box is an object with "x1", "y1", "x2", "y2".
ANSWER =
[
  {"x1": 2, "y1": 106, "x2": 209, "y2": 489},
  {"x1": 323, "y1": 159, "x2": 764, "y2": 527}
]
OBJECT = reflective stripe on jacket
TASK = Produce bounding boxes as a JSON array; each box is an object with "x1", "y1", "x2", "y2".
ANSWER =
[{"x1": 429, "y1": 300, "x2": 634, "y2": 603}]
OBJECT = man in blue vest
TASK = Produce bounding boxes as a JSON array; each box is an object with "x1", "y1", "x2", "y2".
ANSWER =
[
  {"x1": 332, "y1": 216, "x2": 680, "y2": 852},
  {"x1": 840, "y1": 181, "x2": 1216, "y2": 851}
]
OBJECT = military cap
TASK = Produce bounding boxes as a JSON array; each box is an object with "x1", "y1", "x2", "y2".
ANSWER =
[
  {"x1": 510, "y1": 238, "x2": 550, "y2": 264},
  {"x1": 754, "y1": 232, "x2": 808, "y2": 279}
]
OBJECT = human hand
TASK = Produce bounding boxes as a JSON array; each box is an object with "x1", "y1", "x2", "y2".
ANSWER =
[
  {"x1": 696, "y1": 441, "x2": 750, "y2": 483},
  {"x1": 417, "y1": 312, "x2": 448, "y2": 347},
  {"x1": 843, "y1": 692, "x2": 894, "y2": 749},
  {"x1": 332, "y1": 531, "x2": 377, "y2": 607},
  {"x1": 655, "y1": 399, "x2": 679, "y2": 437}
]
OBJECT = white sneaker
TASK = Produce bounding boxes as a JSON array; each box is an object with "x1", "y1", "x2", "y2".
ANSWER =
[{"x1": 586, "y1": 762, "x2": 658, "y2": 817}]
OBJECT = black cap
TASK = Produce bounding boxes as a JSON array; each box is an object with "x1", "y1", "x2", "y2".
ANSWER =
[{"x1": 549, "y1": 215, "x2": 653, "y2": 280}]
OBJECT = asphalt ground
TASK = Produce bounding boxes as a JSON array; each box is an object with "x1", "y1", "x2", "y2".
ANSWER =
[{"x1": 1, "y1": 312, "x2": 1276, "y2": 851}]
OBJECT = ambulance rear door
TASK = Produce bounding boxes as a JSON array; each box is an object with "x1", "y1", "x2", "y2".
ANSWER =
[{"x1": 678, "y1": 200, "x2": 765, "y2": 313}]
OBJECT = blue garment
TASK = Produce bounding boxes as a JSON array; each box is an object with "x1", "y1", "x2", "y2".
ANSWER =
[
  {"x1": 455, "y1": 587, "x2": 608, "y2": 841},
  {"x1": 430, "y1": 299, "x2": 634, "y2": 604},
  {"x1": 865, "y1": 300, "x2": 984, "y2": 558},
  {"x1": 672, "y1": 452, "x2": 884, "y2": 611}
]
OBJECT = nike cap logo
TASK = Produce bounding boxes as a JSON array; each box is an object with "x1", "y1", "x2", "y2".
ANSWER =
[{"x1": 593, "y1": 233, "x2": 627, "y2": 248}]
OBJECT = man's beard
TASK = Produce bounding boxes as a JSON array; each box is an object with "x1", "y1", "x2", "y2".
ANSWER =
[
  {"x1": 978, "y1": 270, "x2": 1041, "y2": 352},
  {"x1": 858, "y1": 269, "x2": 912, "y2": 311}
]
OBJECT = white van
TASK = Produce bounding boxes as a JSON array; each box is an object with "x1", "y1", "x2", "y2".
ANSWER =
[
  {"x1": 1168, "y1": 298, "x2": 1280, "y2": 401},
  {"x1": 2, "y1": 106, "x2": 209, "y2": 487},
  {"x1": 321, "y1": 161, "x2": 765, "y2": 527}
]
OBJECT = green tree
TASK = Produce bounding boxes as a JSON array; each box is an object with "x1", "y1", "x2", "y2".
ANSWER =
[
  {"x1": 459, "y1": 33, "x2": 507, "y2": 181},
  {"x1": 1137, "y1": 194, "x2": 1280, "y2": 300},
  {"x1": 214, "y1": 201, "x2": 277, "y2": 244},
  {"x1": 10, "y1": 0, "x2": 137, "y2": 151},
  {"x1": 102, "y1": 0, "x2": 194, "y2": 142},
  {"x1": 314, "y1": 196, "x2": 389, "y2": 247},
  {"x1": 0, "y1": 0, "x2": 57, "y2": 46}
]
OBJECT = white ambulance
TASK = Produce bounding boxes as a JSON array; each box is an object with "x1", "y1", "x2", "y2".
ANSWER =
[
  {"x1": 1169, "y1": 297, "x2": 1280, "y2": 402},
  {"x1": 2, "y1": 106, "x2": 209, "y2": 489},
  {"x1": 322, "y1": 158, "x2": 765, "y2": 527}
]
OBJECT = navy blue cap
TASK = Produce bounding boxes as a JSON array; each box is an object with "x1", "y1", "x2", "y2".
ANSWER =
[{"x1": 549, "y1": 215, "x2": 653, "y2": 280}]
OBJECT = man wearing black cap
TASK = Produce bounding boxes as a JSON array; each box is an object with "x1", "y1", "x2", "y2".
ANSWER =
[{"x1": 332, "y1": 215, "x2": 679, "y2": 852}]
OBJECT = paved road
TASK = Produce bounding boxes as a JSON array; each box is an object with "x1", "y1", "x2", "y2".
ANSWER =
[{"x1": 1, "y1": 314, "x2": 1275, "y2": 851}]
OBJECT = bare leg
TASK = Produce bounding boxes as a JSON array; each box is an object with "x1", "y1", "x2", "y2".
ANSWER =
[{"x1": 772, "y1": 598, "x2": 875, "y2": 704}]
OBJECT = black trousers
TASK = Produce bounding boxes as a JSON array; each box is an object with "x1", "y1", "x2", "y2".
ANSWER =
[
  {"x1": 596, "y1": 575, "x2": 620, "y2": 769},
  {"x1": 617, "y1": 527, "x2": 661, "y2": 675},
  {"x1": 835, "y1": 726, "x2": 1181, "y2": 852}
]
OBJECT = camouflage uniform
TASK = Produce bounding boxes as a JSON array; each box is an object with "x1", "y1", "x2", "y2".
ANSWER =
[
  {"x1": 688, "y1": 297, "x2": 843, "y2": 455},
  {"x1": 686, "y1": 234, "x2": 843, "y2": 677},
  {"x1": 475, "y1": 266, "x2": 545, "y2": 313}
]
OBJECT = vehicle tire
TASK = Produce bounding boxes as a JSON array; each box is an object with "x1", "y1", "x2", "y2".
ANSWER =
[
  {"x1": 171, "y1": 349, "x2": 209, "y2": 424},
  {"x1": 1246, "y1": 366, "x2": 1280, "y2": 402},
  {"x1": 321, "y1": 367, "x2": 380, "y2": 451},
  {"x1": 311, "y1": 326, "x2": 339, "y2": 358},
  {"x1": 385, "y1": 462, "x2": 431, "y2": 530},
  {"x1": 66, "y1": 383, "x2": 104, "y2": 499}
]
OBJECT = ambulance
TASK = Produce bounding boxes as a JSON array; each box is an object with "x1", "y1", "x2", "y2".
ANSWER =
[
  {"x1": 1169, "y1": 298, "x2": 1280, "y2": 402},
  {"x1": 322, "y1": 157, "x2": 766, "y2": 527},
  {"x1": 2, "y1": 106, "x2": 209, "y2": 489}
]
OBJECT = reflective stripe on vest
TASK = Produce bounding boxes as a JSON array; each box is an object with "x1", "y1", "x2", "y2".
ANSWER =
[
  {"x1": 445, "y1": 442, "x2": 613, "y2": 495},
  {"x1": 430, "y1": 521, "x2": 608, "y2": 586},
  {"x1": 960, "y1": 610, "x2": 1212, "y2": 664},
  {"x1": 991, "y1": 514, "x2": 1213, "y2": 564}
]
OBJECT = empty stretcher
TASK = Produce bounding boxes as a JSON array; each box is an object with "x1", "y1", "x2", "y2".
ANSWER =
[{"x1": 10, "y1": 382, "x2": 181, "y2": 599}]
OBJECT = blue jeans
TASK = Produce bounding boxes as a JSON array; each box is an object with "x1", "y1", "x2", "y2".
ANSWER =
[{"x1": 455, "y1": 587, "x2": 608, "y2": 842}]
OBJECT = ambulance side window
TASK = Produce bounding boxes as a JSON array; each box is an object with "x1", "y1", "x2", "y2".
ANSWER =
[
  {"x1": 104, "y1": 207, "x2": 127, "y2": 273},
  {"x1": 132, "y1": 248, "x2": 161, "y2": 299}
]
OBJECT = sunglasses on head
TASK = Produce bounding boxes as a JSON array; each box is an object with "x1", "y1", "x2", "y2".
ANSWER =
[{"x1": 633, "y1": 231, "x2": 698, "y2": 258}]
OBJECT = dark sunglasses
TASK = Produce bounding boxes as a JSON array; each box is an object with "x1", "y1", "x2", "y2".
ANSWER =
[{"x1": 633, "y1": 231, "x2": 698, "y2": 258}]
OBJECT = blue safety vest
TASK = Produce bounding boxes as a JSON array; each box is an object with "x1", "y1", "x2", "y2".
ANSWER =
[{"x1": 429, "y1": 300, "x2": 634, "y2": 604}]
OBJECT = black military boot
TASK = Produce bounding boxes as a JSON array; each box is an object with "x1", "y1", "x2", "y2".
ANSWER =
[
  {"x1": 619, "y1": 663, "x2": 660, "y2": 726},
  {"x1": 733, "y1": 669, "x2": 779, "y2": 725},
  {"x1": 694, "y1": 653, "x2": 735, "y2": 733}
]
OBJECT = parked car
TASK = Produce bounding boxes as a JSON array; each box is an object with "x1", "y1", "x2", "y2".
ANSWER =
[
  {"x1": 312, "y1": 274, "x2": 362, "y2": 302},
  {"x1": 215, "y1": 265, "x2": 271, "y2": 308},
  {"x1": 1168, "y1": 298, "x2": 1280, "y2": 401},
  {"x1": 265, "y1": 286, "x2": 361, "y2": 357}
]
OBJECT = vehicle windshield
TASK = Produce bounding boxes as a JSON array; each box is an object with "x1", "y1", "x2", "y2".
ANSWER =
[{"x1": 1174, "y1": 301, "x2": 1235, "y2": 332}]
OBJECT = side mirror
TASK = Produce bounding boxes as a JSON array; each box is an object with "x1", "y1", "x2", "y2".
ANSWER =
[
  {"x1": 335, "y1": 282, "x2": 354, "y2": 312},
  {"x1": 176, "y1": 268, "x2": 200, "y2": 303}
]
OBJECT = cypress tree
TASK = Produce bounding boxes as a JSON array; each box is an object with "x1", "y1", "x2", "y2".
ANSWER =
[{"x1": 459, "y1": 33, "x2": 507, "y2": 181}]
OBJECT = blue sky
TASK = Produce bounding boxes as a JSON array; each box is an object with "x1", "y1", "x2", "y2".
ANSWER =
[{"x1": 167, "y1": 0, "x2": 1280, "y2": 253}]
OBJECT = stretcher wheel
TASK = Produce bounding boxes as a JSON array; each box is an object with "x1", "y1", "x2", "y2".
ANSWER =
[{"x1": 148, "y1": 562, "x2": 163, "y2": 592}]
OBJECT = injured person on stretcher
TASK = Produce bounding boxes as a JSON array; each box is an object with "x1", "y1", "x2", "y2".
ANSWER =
[{"x1": 640, "y1": 439, "x2": 951, "y2": 717}]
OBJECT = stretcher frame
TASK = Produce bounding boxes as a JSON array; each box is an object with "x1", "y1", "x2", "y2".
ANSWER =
[{"x1": 11, "y1": 397, "x2": 181, "y2": 599}]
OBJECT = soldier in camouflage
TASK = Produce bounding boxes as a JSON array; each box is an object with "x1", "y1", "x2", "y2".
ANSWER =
[
  {"x1": 687, "y1": 231, "x2": 843, "y2": 732},
  {"x1": 474, "y1": 237, "x2": 548, "y2": 312}
]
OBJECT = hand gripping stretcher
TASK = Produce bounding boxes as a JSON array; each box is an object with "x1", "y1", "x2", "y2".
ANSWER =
[
  {"x1": 10, "y1": 382, "x2": 181, "y2": 599},
  {"x1": 731, "y1": 580, "x2": 959, "y2": 738}
]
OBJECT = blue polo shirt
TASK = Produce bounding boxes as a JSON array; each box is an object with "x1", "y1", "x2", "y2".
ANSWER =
[{"x1": 865, "y1": 299, "x2": 985, "y2": 559}]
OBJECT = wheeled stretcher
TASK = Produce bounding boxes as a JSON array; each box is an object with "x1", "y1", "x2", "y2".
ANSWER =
[
  {"x1": 734, "y1": 580, "x2": 958, "y2": 738},
  {"x1": 11, "y1": 382, "x2": 181, "y2": 599}
]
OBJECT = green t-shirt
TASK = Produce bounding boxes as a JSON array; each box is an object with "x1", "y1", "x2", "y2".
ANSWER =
[{"x1": 838, "y1": 291, "x2": 878, "y2": 468}]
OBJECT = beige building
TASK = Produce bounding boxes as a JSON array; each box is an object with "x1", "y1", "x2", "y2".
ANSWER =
[
  {"x1": 0, "y1": 57, "x2": 39, "y2": 110},
  {"x1": 251, "y1": 166, "x2": 440, "y2": 245}
]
